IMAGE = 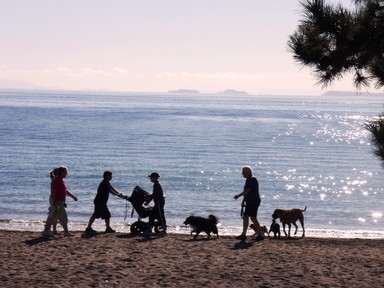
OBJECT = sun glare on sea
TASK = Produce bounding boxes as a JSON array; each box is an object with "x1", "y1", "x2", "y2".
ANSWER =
[{"x1": 372, "y1": 212, "x2": 382, "y2": 223}]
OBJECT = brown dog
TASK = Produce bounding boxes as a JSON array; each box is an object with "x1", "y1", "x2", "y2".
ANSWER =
[
  {"x1": 249, "y1": 224, "x2": 268, "y2": 237},
  {"x1": 272, "y1": 206, "x2": 306, "y2": 238}
]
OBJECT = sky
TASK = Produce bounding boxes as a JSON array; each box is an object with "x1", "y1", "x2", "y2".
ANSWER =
[{"x1": 0, "y1": 0, "x2": 369, "y2": 95}]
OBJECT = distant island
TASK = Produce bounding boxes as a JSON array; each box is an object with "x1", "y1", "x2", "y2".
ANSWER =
[
  {"x1": 0, "y1": 78, "x2": 43, "y2": 90},
  {"x1": 218, "y1": 89, "x2": 248, "y2": 95},
  {"x1": 168, "y1": 89, "x2": 200, "y2": 94}
]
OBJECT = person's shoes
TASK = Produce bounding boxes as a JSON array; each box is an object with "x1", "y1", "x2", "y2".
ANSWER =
[
  {"x1": 105, "y1": 227, "x2": 116, "y2": 233},
  {"x1": 158, "y1": 231, "x2": 167, "y2": 237},
  {"x1": 254, "y1": 235, "x2": 265, "y2": 241},
  {"x1": 85, "y1": 227, "x2": 97, "y2": 234},
  {"x1": 235, "y1": 234, "x2": 246, "y2": 240},
  {"x1": 42, "y1": 229, "x2": 52, "y2": 237},
  {"x1": 64, "y1": 231, "x2": 73, "y2": 237},
  {"x1": 52, "y1": 230, "x2": 60, "y2": 235}
]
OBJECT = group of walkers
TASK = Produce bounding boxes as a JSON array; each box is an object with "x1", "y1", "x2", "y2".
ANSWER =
[
  {"x1": 42, "y1": 167, "x2": 166, "y2": 237},
  {"x1": 42, "y1": 165, "x2": 264, "y2": 241}
]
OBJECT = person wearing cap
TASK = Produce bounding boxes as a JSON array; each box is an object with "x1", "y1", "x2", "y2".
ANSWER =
[{"x1": 145, "y1": 172, "x2": 167, "y2": 235}]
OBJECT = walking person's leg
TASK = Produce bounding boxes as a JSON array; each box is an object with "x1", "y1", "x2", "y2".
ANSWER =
[
  {"x1": 56, "y1": 202, "x2": 72, "y2": 236},
  {"x1": 157, "y1": 205, "x2": 167, "y2": 233}
]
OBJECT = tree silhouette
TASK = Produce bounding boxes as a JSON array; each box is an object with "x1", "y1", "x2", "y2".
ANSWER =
[
  {"x1": 289, "y1": 0, "x2": 384, "y2": 165},
  {"x1": 365, "y1": 114, "x2": 384, "y2": 166}
]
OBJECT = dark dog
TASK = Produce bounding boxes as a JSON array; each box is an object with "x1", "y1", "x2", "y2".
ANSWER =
[
  {"x1": 272, "y1": 206, "x2": 307, "y2": 238},
  {"x1": 183, "y1": 215, "x2": 219, "y2": 240},
  {"x1": 269, "y1": 218, "x2": 280, "y2": 239}
]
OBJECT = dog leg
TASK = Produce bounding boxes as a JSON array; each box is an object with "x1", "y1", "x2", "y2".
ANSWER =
[
  {"x1": 193, "y1": 231, "x2": 201, "y2": 240},
  {"x1": 299, "y1": 218, "x2": 305, "y2": 237},
  {"x1": 282, "y1": 224, "x2": 288, "y2": 237},
  {"x1": 288, "y1": 223, "x2": 291, "y2": 238},
  {"x1": 293, "y1": 222, "x2": 298, "y2": 235}
]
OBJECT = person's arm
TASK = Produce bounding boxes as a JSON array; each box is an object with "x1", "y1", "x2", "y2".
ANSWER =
[
  {"x1": 109, "y1": 186, "x2": 123, "y2": 197},
  {"x1": 51, "y1": 182, "x2": 58, "y2": 205},
  {"x1": 152, "y1": 183, "x2": 163, "y2": 205},
  {"x1": 234, "y1": 188, "x2": 251, "y2": 199},
  {"x1": 145, "y1": 186, "x2": 156, "y2": 205},
  {"x1": 144, "y1": 194, "x2": 153, "y2": 205},
  {"x1": 66, "y1": 190, "x2": 78, "y2": 201}
]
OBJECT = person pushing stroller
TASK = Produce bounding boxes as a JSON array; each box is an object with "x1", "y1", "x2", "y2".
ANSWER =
[
  {"x1": 144, "y1": 172, "x2": 167, "y2": 235},
  {"x1": 85, "y1": 170, "x2": 124, "y2": 234}
]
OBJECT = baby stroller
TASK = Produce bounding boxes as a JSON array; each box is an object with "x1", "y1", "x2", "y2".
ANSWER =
[{"x1": 124, "y1": 186, "x2": 164, "y2": 235}]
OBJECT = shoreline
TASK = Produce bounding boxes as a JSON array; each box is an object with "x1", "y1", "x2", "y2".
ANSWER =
[
  {"x1": 1, "y1": 219, "x2": 384, "y2": 240},
  {"x1": 1, "y1": 230, "x2": 383, "y2": 287}
]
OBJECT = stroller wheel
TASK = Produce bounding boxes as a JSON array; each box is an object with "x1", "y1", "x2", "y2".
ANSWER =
[
  {"x1": 130, "y1": 221, "x2": 147, "y2": 235},
  {"x1": 154, "y1": 224, "x2": 165, "y2": 234}
]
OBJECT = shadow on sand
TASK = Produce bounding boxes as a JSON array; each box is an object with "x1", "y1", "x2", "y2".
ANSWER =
[{"x1": 24, "y1": 235, "x2": 55, "y2": 246}]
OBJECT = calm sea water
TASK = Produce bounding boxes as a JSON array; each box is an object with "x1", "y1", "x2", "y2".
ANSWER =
[{"x1": 0, "y1": 90, "x2": 383, "y2": 238}]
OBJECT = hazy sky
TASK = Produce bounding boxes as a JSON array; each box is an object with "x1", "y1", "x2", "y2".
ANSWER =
[{"x1": 1, "y1": 0, "x2": 364, "y2": 95}]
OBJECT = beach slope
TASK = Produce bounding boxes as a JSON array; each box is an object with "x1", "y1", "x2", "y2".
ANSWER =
[{"x1": 1, "y1": 230, "x2": 383, "y2": 287}]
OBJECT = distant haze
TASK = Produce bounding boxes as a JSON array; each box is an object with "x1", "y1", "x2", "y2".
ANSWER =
[{"x1": 0, "y1": 0, "x2": 379, "y2": 95}]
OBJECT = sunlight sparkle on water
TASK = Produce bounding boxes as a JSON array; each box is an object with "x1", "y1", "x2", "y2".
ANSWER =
[
  {"x1": 347, "y1": 179, "x2": 367, "y2": 186},
  {"x1": 286, "y1": 185, "x2": 295, "y2": 190},
  {"x1": 360, "y1": 170, "x2": 374, "y2": 177},
  {"x1": 342, "y1": 186, "x2": 352, "y2": 194}
]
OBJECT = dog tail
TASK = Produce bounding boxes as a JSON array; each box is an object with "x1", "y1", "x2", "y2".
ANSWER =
[
  {"x1": 208, "y1": 214, "x2": 219, "y2": 224},
  {"x1": 302, "y1": 206, "x2": 307, "y2": 212}
]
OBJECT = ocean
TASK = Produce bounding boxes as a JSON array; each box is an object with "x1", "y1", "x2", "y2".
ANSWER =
[{"x1": 0, "y1": 90, "x2": 383, "y2": 238}]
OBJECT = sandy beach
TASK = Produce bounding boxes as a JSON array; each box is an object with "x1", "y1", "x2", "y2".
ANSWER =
[{"x1": 0, "y1": 230, "x2": 383, "y2": 287}]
